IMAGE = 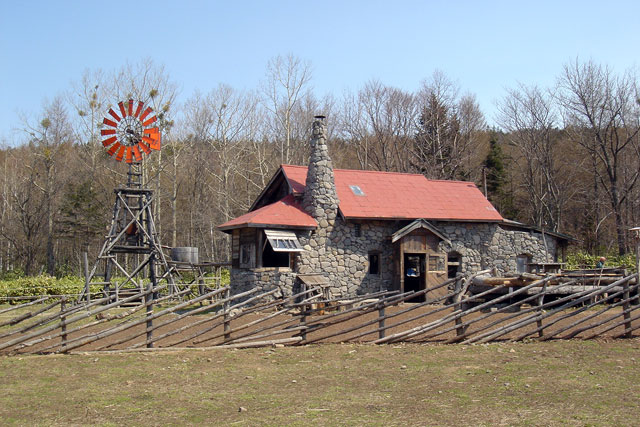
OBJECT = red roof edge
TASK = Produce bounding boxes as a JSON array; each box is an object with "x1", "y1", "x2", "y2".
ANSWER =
[{"x1": 218, "y1": 194, "x2": 317, "y2": 232}]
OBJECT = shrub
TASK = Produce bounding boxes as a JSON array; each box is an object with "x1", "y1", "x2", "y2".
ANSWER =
[
  {"x1": 565, "y1": 251, "x2": 636, "y2": 272},
  {"x1": 0, "y1": 275, "x2": 101, "y2": 303}
]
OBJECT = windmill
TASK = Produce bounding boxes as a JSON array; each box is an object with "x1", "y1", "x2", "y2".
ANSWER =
[{"x1": 79, "y1": 99, "x2": 175, "y2": 301}]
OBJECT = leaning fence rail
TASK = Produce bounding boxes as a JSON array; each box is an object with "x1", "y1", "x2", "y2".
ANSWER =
[{"x1": 0, "y1": 271, "x2": 638, "y2": 355}]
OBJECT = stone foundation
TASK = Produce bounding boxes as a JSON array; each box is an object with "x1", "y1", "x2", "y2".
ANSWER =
[{"x1": 230, "y1": 268, "x2": 298, "y2": 300}]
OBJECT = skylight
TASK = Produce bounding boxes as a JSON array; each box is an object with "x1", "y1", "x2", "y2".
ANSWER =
[{"x1": 349, "y1": 185, "x2": 365, "y2": 196}]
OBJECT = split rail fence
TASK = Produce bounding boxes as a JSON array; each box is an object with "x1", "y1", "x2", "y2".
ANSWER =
[{"x1": 1, "y1": 271, "x2": 638, "y2": 355}]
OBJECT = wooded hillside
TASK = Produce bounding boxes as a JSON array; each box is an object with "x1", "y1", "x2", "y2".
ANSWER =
[{"x1": 1, "y1": 57, "x2": 639, "y2": 275}]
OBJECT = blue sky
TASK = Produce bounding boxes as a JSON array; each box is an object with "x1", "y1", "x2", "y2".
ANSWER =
[{"x1": 1, "y1": 0, "x2": 639, "y2": 142}]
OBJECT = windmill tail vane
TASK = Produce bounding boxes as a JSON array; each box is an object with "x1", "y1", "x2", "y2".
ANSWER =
[{"x1": 101, "y1": 99, "x2": 162, "y2": 163}]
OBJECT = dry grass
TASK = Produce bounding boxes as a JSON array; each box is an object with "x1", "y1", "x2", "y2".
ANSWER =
[{"x1": 1, "y1": 339, "x2": 640, "y2": 426}]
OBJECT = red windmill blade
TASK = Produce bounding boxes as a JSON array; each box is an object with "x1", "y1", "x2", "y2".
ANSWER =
[{"x1": 101, "y1": 100, "x2": 162, "y2": 163}]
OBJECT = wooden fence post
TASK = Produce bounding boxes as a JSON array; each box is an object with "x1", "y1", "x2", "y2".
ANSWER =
[
  {"x1": 60, "y1": 297, "x2": 67, "y2": 353},
  {"x1": 224, "y1": 287, "x2": 231, "y2": 342},
  {"x1": 300, "y1": 283, "x2": 308, "y2": 343},
  {"x1": 623, "y1": 279, "x2": 632, "y2": 338},
  {"x1": 537, "y1": 283, "x2": 547, "y2": 338},
  {"x1": 145, "y1": 283, "x2": 154, "y2": 348},
  {"x1": 453, "y1": 277, "x2": 467, "y2": 338},
  {"x1": 378, "y1": 302, "x2": 386, "y2": 340},
  {"x1": 83, "y1": 252, "x2": 91, "y2": 303}
]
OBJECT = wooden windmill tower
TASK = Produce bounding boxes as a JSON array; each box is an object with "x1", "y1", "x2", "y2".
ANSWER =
[{"x1": 79, "y1": 100, "x2": 175, "y2": 301}]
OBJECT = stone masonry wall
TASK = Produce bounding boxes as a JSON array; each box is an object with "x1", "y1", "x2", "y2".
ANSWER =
[
  {"x1": 435, "y1": 221, "x2": 558, "y2": 276},
  {"x1": 296, "y1": 219, "x2": 397, "y2": 296},
  {"x1": 232, "y1": 220, "x2": 558, "y2": 299},
  {"x1": 230, "y1": 268, "x2": 298, "y2": 300}
]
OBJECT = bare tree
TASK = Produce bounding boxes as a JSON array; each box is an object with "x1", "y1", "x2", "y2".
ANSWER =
[
  {"x1": 557, "y1": 59, "x2": 640, "y2": 254},
  {"x1": 261, "y1": 54, "x2": 313, "y2": 165},
  {"x1": 68, "y1": 69, "x2": 108, "y2": 183},
  {"x1": 4, "y1": 164, "x2": 46, "y2": 275},
  {"x1": 340, "y1": 80, "x2": 418, "y2": 172},
  {"x1": 183, "y1": 85, "x2": 261, "y2": 259},
  {"x1": 497, "y1": 84, "x2": 578, "y2": 232},
  {"x1": 22, "y1": 97, "x2": 73, "y2": 275}
]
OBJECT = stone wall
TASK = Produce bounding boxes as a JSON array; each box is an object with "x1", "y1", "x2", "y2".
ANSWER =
[
  {"x1": 296, "y1": 219, "x2": 397, "y2": 296},
  {"x1": 436, "y1": 221, "x2": 558, "y2": 275},
  {"x1": 230, "y1": 220, "x2": 559, "y2": 299},
  {"x1": 229, "y1": 267, "x2": 298, "y2": 300}
]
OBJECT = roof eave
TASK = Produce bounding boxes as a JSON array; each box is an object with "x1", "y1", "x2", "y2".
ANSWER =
[
  {"x1": 217, "y1": 222, "x2": 317, "y2": 233},
  {"x1": 343, "y1": 215, "x2": 503, "y2": 222},
  {"x1": 391, "y1": 219, "x2": 451, "y2": 245},
  {"x1": 499, "y1": 220, "x2": 577, "y2": 242}
]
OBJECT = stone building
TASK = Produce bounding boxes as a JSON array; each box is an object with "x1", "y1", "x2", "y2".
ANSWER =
[{"x1": 218, "y1": 116, "x2": 572, "y2": 299}]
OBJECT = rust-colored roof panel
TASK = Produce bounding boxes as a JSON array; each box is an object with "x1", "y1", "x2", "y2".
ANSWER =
[
  {"x1": 281, "y1": 165, "x2": 503, "y2": 222},
  {"x1": 218, "y1": 194, "x2": 317, "y2": 231}
]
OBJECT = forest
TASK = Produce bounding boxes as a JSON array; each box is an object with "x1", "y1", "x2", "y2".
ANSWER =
[{"x1": 1, "y1": 56, "x2": 639, "y2": 277}]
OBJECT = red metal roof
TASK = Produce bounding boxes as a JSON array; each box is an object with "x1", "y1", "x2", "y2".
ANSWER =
[
  {"x1": 218, "y1": 194, "x2": 317, "y2": 231},
  {"x1": 281, "y1": 165, "x2": 503, "y2": 222}
]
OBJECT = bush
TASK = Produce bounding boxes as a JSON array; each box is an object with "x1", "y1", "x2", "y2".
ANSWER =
[
  {"x1": 0, "y1": 268, "x2": 25, "y2": 281},
  {"x1": 0, "y1": 275, "x2": 101, "y2": 303},
  {"x1": 565, "y1": 251, "x2": 636, "y2": 272}
]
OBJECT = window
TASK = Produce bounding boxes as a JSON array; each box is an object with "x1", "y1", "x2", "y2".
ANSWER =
[
  {"x1": 428, "y1": 254, "x2": 446, "y2": 273},
  {"x1": 264, "y1": 230, "x2": 304, "y2": 252},
  {"x1": 262, "y1": 230, "x2": 304, "y2": 268},
  {"x1": 354, "y1": 223, "x2": 361, "y2": 237},
  {"x1": 349, "y1": 185, "x2": 365, "y2": 196},
  {"x1": 240, "y1": 243, "x2": 255, "y2": 268},
  {"x1": 516, "y1": 254, "x2": 532, "y2": 274},
  {"x1": 447, "y1": 251, "x2": 461, "y2": 278},
  {"x1": 368, "y1": 252, "x2": 380, "y2": 275}
]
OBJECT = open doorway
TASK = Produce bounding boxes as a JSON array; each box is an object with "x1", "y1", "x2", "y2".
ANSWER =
[{"x1": 404, "y1": 253, "x2": 425, "y2": 302}]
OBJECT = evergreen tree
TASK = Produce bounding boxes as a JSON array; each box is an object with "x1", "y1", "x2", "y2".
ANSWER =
[
  {"x1": 484, "y1": 138, "x2": 505, "y2": 195},
  {"x1": 483, "y1": 138, "x2": 518, "y2": 219}
]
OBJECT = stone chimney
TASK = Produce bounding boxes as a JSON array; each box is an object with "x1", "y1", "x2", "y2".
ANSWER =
[{"x1": 302, "y1": 115, "x2": 339, "y2": 224}]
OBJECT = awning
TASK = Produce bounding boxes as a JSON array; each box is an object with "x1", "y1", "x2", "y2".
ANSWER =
[
  {"x1": 264, "y1": 229, "x2": 305, "y2": 252},
  {"x1": 297, "y1": 273, "x2": 329, "y2": 286}
]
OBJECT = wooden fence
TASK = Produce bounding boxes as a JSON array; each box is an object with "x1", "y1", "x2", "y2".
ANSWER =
[{"x1": 0, "y1": 271, "x2": 638, "y2": 355}]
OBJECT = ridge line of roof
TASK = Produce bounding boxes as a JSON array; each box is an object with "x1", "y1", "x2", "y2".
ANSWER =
[{"x1": 281, "y1": 164, "x2": 477, "y2": 185}]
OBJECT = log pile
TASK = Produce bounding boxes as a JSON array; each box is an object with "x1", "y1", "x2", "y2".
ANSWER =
[{"x1": 471, "y1": 269, "x2": 634, "y2": 297}]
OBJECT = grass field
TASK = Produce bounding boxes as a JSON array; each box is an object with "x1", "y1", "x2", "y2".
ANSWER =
[{"x1": 1, "y1": 339, "x2": 639, "y2": 426}]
